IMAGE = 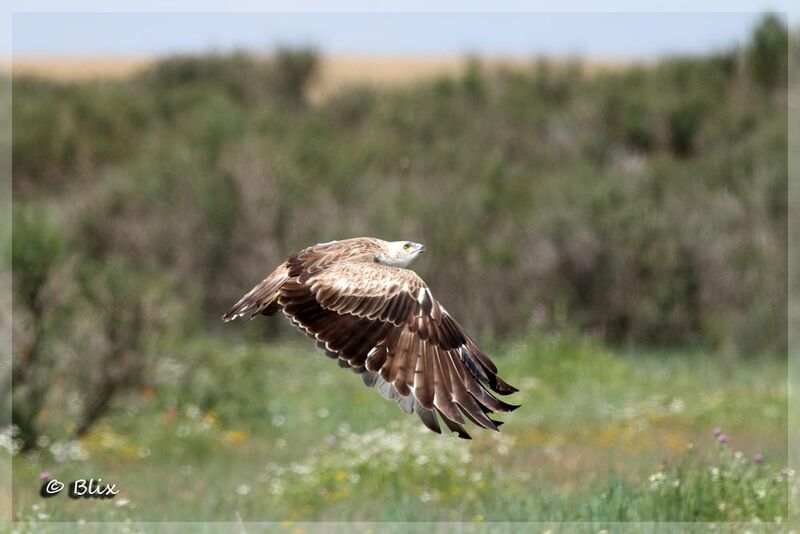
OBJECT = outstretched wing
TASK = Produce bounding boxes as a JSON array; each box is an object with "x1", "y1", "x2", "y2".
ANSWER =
[{"x1": 280, "y1": 261, "x2": 518, "y2": 439}]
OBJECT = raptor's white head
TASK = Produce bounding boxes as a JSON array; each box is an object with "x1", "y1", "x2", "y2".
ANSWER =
[{"x1": 376, "y1": 240, "x2": 426, "y2": 268}]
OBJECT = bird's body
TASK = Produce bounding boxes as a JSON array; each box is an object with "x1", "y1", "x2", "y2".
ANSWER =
[{"x1": 222, "y1": 237, "x2": 518, "y2": 438}]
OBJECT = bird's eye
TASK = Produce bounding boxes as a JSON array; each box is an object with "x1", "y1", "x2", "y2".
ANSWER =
[{"x1": 403, "y1": 243, "x2": 411, "y2": 250}]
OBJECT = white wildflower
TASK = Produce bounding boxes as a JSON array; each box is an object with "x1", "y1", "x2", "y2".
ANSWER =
[
  {"x1": 185, "y1": 404, "x2": 201, "y2": 420},
  {"x1": 236, "y1": 484, "x2": 251, "y2": 496},
  {"x1": 50, "y1": 440, "x2": 88, "y2": 462},
  {"x1": 419, "y1": 490, "x2": 436, "y2": 503},
  {"x1": 669, "y1": 398, "x2": 685, "y2": 413},
  {"x1": 269, "y1": 480, "x2": 284, "y2": 496},
  {"x1": 649, "y1": 471, "x2": 667, "y2": 490},
  {"x1": 520, "y1": 377, "x2": 539, "y2": 390},
  {"x1": 290, "y1": 463, "x2": 312, "y2": 475},
  {"x1": 0, "y1": 426, "x2": 20, "y2": 455}
]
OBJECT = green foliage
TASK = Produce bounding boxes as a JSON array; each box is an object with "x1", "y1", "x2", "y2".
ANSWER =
[
  {"x1": 74, "y1": 257, "x2": 180, "y2": 343},
  {"x1": 11, "y1": 207, "x2": 71, "y2": 450},
  {"x1": 620, "y1": 97, "x2": 655, "y2": 152},
  {"x1": 11, "y1": 206, "x2": 66, "y2": 309},
  {"x1": 668, "y1": 97, "x2": 706, "y2": 157},
  {"x1": 8, "y1": 337, "x2": 789, "y2": 522},
  {"x1": 143, "y1": 51, "x2": 271, "y2": 106},
  {"x1": 639, "y1": 444, "x2": 788, "y2": 522},
  {"x1": 747, "y1": 14, "x2": 789, "y2": 89},
  {"x1": 12, "y1": 79, "x2": 150, "y2": 193},
  {"x1": 460, "y1": 57, "x2": 487, "y2": 103},
  {"x1": 262, "y1": 421, "x2": 488, "y2": 514},
  {"x1": 10, "y1": 30, "x2": 788, "y2": 355},
  {"x1": 272, "y1": 46, "x2": 319, "y2": 104}
]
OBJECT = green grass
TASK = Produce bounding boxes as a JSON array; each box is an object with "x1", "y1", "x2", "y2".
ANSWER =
[{"x1": 9, "y1": 336, "x2": 789, "y2": 524}]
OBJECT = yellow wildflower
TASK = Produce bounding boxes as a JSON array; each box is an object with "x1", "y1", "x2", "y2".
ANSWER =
[{"x1": 225, "y1": 430, "x2": 249, "y2": 444}]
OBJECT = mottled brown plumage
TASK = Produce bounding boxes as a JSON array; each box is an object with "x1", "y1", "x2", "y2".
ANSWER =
[{"x1": 222, "y1": 237, "x2": 518, "y2": 438}]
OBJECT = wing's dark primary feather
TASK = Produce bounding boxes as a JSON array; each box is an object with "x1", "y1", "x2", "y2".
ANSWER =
[{"x1": 223, "y1": 238, "x2": 519, "y2": 438}]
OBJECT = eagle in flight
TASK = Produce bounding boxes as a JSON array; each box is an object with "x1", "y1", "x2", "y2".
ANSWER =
[{"x1": 222, "y1": 237, "x2": 518, "y2": 438}]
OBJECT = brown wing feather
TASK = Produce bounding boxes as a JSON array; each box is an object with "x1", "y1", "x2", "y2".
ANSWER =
[
  {"x1": 222, "y1": 263, "x2": 289, "y2": 321},
  {"x1": 415, "y1": 339, "x2": 435, "y2": 409}
]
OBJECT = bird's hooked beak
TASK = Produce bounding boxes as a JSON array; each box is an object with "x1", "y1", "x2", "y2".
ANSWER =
[{"x1": 417, "y1": 243, "x2": 426, "y2": 253}]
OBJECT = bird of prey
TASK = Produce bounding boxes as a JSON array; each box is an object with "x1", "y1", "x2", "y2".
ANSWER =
[{"x1": 222, "y1": 237, "x2": 518, "y2": 438}]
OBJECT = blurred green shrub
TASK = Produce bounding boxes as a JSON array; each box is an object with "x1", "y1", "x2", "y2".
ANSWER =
[
  {"x1": 747, "y1": 13, "x2": 788, "y2": 89},
  {"x1": 272, "y1": 46, "x2": 319, "y2": 105},
  {"x1": 620, "y1": 98, "x2": 655, "y2": 152},
  {"x1": 261, "y1": 419, "x2": 496, "y2": 513},
  {"x1": 641, "y1": 437, "x2": 788, "y2": 522},
  {"x1": 143, "y1": 51, "x2": 271, "y2": 106},
  {"x1": 12, "y1": 79, "x2": 150, "y2": 195},
  {"x1": 461, "y1": 57, "x2": 487, "y2": 103},
  {"x1": 10, "y1": 206, "x2": 183, "y2": 447},
  {"x1": 11, "y1": 207, "x2": 67, "y2": 311},
  {"x1": 667, "y1": 97, "x2": 705, "y2": 157},
  {"x1": 70, "y1": 258, "x2": 180, "y2": 436},
  {"x1": 10, "y1": 18, "x2": 788, "y2": 360},
  {"x1": 10, "y1": 207, "x2": 69, "y2": 450}
]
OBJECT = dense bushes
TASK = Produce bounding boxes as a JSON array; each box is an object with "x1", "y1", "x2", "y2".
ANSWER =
[
  {"x1": 10, "y1": 206, "x2": 184, "y2": 449},
  {"x1": 747, "y1": 13, "x2": 789, "y2": 89},
  {"x1": 11, "y1": 16, "x2": 788, "y2": 360}
]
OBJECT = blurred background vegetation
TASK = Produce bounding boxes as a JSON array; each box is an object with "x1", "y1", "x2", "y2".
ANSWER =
[{"x1": 6, "y1": 13, "x2": 792, "y2": 524}]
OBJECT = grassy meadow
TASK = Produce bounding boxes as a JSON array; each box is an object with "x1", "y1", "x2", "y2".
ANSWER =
[
  {"x1": 7, "y1": 14, "x2": 793, "y2": 528},
  {"x1": 9, "y1": 335, "x2": 789, "y2": 524}
]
